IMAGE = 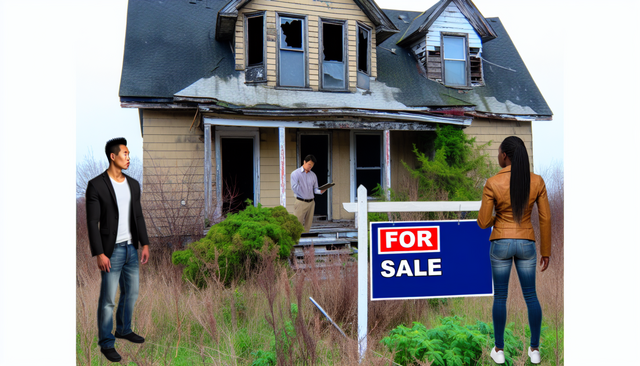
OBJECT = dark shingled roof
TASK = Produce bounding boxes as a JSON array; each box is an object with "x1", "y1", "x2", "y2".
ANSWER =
[
  {"x1": 120, "y1": 0, "x2": 551, "y2": 117},
  {"x1": 377, "y1": 8, "x2": 552, "y2": 115},
  {"x1": 119, "y1": 0, "x2": 237, "y2": 98}
]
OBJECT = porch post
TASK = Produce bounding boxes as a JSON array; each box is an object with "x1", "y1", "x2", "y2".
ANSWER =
[
  {"x1": 279, "y1": 126, "x2": 286, "y2": 207},
  {"x1": 383, "y1": 129, "x2": 391, "y2": 201},
  {"x1": 215, "y1": 127, "x2": 222, "y2": 219},
  {"x1": 204, "y1": 124, "x2": 213, "y2": 220}
]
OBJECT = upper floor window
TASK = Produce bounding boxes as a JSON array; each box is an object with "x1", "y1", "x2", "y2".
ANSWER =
[
  {"x1": 321, "y1": 20, "x2": 346, "y2": 90},
  {"x1": 278, "y1": 15, "x2": 306, "y2": 87},
  {"x1": 442, "y1": 35, "x2": 468, "y2": 87},
  {"x1": 245, "y1": 13, "x2": 265, "y2": 83},
  {"x1": 247, "y1": 14, "x2": 264, "y2": 67},
  {"x1": 357, "y1": 24, "x2": 371, "y2": 90}
]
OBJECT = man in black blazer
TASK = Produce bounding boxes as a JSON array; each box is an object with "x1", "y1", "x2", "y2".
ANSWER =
[{"x1": 86, "y1": 137, "x2": 150, "y2": 362}]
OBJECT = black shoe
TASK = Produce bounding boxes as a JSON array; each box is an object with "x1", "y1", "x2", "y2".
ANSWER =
[
  {"x1": 100, "y1": 347, "x2": 122, "y2": 362},
  {"x1": 115, "y1": 331, "x2": 145, "y2": 344}
]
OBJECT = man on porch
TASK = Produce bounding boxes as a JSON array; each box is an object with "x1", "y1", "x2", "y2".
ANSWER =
[{"x1": 290, "y1": 154, "x2": 326, "y2": 233}]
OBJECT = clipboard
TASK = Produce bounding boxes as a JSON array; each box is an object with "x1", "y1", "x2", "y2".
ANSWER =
[{"x1": 318, "y1": 182, "x2": 335, "y2": 191}]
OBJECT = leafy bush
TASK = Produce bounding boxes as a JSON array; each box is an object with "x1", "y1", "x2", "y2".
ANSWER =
[
  {"x1": 404, "y1": 126, "x2": 495, "y2": 203},
  {"x1": 381, "y1": 315, "x2": 523, "y2": 366},
  {"x1": 368, "y1": 126, "x2": 497, "y2": 222},
  {"x1": 172, "y1": 204, "x2": 303, "y2": 286}
]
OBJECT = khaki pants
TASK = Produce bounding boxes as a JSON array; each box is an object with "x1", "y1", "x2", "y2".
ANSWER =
[{"x1": 294, "y1": 199, "x2": 315, "y2": 233}]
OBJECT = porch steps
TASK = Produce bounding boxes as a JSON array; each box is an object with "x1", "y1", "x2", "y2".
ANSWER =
[{"x1": 291, "y1": 222, "x2": 358, "y2": 269}]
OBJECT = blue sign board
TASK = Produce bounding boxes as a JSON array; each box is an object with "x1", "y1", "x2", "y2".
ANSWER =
[{"x1": 370, "y1": 220, "x2": 493, "y2": 300}]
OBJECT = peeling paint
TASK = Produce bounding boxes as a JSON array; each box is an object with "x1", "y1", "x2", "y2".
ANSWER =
[
  {"x1": 465, "y1": 94, "x2": 536, "y2": 115},
  {"x1": 175, "y1": 72, "x2": 412, "y2": 110}
]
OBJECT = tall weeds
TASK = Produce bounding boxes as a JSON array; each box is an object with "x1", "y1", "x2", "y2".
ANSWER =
[{"x1": 76, "y1": 161, "x2": 563, "y2": 365}]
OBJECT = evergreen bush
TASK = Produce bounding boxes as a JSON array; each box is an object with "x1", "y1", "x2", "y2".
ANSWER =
[{"x1": 172, "y1": 204, "x2": 303, "y2": 286}]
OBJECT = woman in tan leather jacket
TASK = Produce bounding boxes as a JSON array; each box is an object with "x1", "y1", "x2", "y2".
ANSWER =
[{"x1": 477, "y1": 136, "x2": 551, "y2": 365}]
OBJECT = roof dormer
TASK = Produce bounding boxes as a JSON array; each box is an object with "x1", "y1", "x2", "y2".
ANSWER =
[{"x1": 397, "y1": 0, "x2": 496, "y2": 88}]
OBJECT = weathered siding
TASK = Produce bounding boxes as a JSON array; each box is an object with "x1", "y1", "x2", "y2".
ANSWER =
[
  {"x1": 236, "y1": 0, "x2": 377, "y2": 91},
  {"x1": 390, "y1": 131, "x2": 423, "y2": 191},
  {"x1": 464, "y1": 118, "x2": 534, "y2": 171},
  {"x1": 411, "y1": 2, "x2": 482, "y2": 82},
  {"x1": 332, "y1": 130, "x2": 353, "y2": 220},
  {"x1": 141, "y1": 110, "x2": 208, "y2": 237},
  {"x1": 259, "y1": 127, "x2": 297, "y2": 213},
  {"x1": 426, "y1": 3, "x2": 481, "y2": 51}
]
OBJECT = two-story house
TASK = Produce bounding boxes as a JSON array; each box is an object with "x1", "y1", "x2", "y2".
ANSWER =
[{"x1": 119, "y1": 0, "x2": 551, "y2": 230}]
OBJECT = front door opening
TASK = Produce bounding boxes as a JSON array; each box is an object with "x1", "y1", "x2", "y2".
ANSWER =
[
  {"x1": 221, "y1": 138, "x2": 254, "y2": 213},
  {"x1": 300, "y1": 134, "x2": 329, "y2": 218}
]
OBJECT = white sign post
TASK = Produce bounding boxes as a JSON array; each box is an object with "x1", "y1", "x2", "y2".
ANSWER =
[{"x1": 343, "y1": 185, "x2": 482, "y2": 361}]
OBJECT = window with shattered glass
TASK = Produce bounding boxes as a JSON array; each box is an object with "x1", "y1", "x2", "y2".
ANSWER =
[
  {"x1": 321, "y1": 21, "x2": 345, "y2": 90},
  {"x1": 278, "y1": 16, "x2": 305, "y2": 87},
  {"x1": 245, "y1": 13, "x2": 266, "y2": 83},
  {"x1": 357, "y1": 24, "x2": 371, "y2": 89}
]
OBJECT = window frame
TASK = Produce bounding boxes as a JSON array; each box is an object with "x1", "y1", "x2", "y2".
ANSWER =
[
  {"x1": 356, "y1": 22, "x2": 372, "y2": 90},
  {"x1": 276, "y1": 12, "x2": 309, "y2": 89},
  {"x1": 440, "y1": 32, "x2": 471, "y2": 88},
  {"x1": 319, "y1": 18, "x2": 348, "y2": 91},
  {"x1": 244, "y1": 11, "x2": 267, "y2": 83}
]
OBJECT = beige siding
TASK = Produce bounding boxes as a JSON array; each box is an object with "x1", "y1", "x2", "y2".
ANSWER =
[
  {"x1": 259, "y1": 128, "x2": 297, "y2": 213},
  {"x1": 332, "y1": 130, "x2": 353, "y2": 220},
  {"x1": 236, "y1": 0, "x2": 377, "y2": 91},
  {"x1": 390, "y1": 131, "x2": 423, "y2": 191},
  {"x1": 141, "y1": 110, "x2": 207, "y2": 237},
  {"x1": 464, "y1": 118, "x2": 534, "y2": 171}
]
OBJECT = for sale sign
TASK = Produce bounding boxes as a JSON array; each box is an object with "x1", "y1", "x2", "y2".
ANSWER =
[{"x1": 370, "y1": 220, "x2": 493, "y2": 300}]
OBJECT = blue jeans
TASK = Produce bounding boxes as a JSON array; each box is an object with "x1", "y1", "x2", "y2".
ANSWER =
[
  {"x1": 490, "y1": 239, "x2": 542, "y2": 349},
  {"x1": 97, "y1": 244, "x2": 140, "y2": 349}
]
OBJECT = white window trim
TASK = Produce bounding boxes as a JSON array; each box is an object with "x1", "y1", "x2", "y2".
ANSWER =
[{"x1": 441, "y1": 32, "x2": 470, "y2": 87}]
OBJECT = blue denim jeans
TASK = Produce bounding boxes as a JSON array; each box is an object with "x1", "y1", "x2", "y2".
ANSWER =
[
  {"x1": 97, "y1": 243, "x2": 140, "y2": 349},
  {"x1": 490, "y1": 239, "x2": 542, "y2": 349}
]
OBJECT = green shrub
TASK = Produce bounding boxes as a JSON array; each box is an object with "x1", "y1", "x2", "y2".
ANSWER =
[
  {"x1": 381, "y1": 315, "x2": 522, "y2": 366},
  {"x1": 172, "y1": 204, "x2": 303, "y2": 286}
]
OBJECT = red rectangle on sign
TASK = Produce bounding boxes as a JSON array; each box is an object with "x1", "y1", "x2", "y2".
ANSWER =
[{"x1": 378, "y1": 226, "x2": 440, "y2": 254}]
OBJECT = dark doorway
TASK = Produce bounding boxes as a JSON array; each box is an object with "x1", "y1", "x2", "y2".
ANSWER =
[
  {"x1": 222, "y1": 138, "x2": 254, "y2": 213},
  {"x1": 355, "y1": 134, "x2": 382, "y2": 195},
  {"x1": 300, "y1": 134, "x2": 329, "y2": 217}
]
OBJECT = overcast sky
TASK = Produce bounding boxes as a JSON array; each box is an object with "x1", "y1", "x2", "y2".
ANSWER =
[{"x1": 74, "y1": 0, "x2": 563, "y2": 172}]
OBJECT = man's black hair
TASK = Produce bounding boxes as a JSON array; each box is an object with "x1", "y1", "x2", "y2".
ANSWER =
[
  {"x1": 105, "y1": 137, "x2": 128, "y2": 163},
  {"x1": 304, "y1": 154, "x2": 317, "y2": 164}
]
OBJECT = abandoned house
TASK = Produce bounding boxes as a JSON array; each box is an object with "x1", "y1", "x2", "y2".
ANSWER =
[{"x1": 119, "y1": 0, "x2": 552, "y2": 233}]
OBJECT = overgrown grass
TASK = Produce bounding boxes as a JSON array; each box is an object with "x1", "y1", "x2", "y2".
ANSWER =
[{"x1": 76, "y1": 164, "x2": 563, "y2": 365}]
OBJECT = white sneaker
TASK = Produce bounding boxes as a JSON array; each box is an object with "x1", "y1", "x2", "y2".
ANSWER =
[
  {"x1": 490, "y1": 347, "x2": 505, "y2": 364},
  {"x1": 528, "y1": 347, "x2": 541, "y2": 364}
]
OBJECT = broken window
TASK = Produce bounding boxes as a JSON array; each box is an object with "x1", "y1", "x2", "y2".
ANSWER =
[
  {"x1": 357, "y1": 24, "x2": 371, "y2": 89},
  {"x1": 442, "y1": 35, "x2": 468, "y2": 86},
  {"x1": 278, "y1": 16, "x2": 305, "y2": 87},
  {"x1": 247, "y1": 15, "x2": 264, "y2": 66},
  {"x1": 245, "y1": 13, "x2": 265, "y2": 83},
  {"x1": 321, "y1": 21, "x2": 345, "y2": 89}
]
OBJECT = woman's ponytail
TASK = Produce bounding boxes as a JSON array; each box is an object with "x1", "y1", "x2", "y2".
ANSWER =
[{"x1": 499, "y1": 136, "x2": 530, "y2": 224}]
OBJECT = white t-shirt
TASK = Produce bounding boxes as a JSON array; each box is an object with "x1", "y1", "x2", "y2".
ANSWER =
[{"x1": 110, "y1": 176, "x2": 133, "y2": 245}]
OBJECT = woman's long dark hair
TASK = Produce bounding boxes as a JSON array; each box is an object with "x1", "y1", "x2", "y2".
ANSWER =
[{"x1": 500, "y1": 136, "x2": 530, "y2": 224}]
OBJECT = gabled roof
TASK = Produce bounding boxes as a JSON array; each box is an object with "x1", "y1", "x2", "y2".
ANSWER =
[
  {"x1": 377, "y1": 8, "x2": 551, "y2": 117},
  {"x1": 397, "y1": 0, "x2": 497, "y2": 47},
  {"x1": 216, "y1": 0, "x2": 399, "y2": 45},
  {"x1": 119, "y1": 0, "x2": 552, "y2": 120}
]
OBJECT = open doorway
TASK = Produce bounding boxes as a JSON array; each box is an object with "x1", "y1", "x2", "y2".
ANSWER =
[
  {"x1": 221, "y1": 138, "x2": 254, "y2": 213},
  {"x1": 299, "y1": 133, "x2": 330, "y2": 219}
]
